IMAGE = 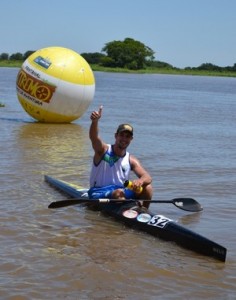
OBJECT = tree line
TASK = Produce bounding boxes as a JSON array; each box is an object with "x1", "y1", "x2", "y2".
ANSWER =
[
  {"x1": 1, "y1": 37, "x2": 235, "y2": 72},
  {"x1": 0, "y1": 51, "x2": 34, "y2": 61}
]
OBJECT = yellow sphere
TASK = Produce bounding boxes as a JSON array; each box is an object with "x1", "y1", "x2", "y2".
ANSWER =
[{"x1": 16, "y1": 47, "x2": 95, "y2": 123}]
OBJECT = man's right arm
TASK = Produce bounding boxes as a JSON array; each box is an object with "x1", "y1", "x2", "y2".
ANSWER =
[{"x1": 89, "y1": 106, "x2": 107, "y2": 159}]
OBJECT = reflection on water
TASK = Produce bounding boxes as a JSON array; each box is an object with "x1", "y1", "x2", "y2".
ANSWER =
[
  {"x1": 17, "y1": 122, "x2": 90, "y2": 174},
  {"x1": 4, "y1": 121, "x2": 91, "y2": 186},
  {"x1": 178, "y1": 211, "x2": 202, "y2": 226}
]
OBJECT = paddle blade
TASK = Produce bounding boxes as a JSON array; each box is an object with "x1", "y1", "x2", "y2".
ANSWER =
[
  {"x1": 172, "y1": 198, "x2": 203, "y2": 212},
  {"x1": 48, "y1": 199, "x2": 86, "y2": 209}
]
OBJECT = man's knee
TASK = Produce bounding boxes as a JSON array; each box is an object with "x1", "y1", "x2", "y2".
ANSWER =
[{"x1": 112, "y1": 188, "x2": 125, "y2": 199}]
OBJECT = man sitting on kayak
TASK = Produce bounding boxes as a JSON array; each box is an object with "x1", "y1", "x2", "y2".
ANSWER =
[{"x1": 88, "y1": 105, "x2": 153, "y2": 208}]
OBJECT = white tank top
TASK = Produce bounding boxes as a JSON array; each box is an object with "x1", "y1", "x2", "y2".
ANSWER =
[{"x1": 90, "y1": 144, "x2": 131, "y2": 187}]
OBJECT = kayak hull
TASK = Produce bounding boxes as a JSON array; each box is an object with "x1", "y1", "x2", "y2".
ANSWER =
[{"x1": 45, "y1": 175, "x2": 227, "y2": 262}]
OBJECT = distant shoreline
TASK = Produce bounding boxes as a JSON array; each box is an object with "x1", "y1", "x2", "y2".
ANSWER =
[{"x1": 0, "y1": 60, "x2": 235, "y2": 78}]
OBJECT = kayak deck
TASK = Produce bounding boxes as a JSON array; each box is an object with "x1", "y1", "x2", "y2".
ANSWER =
[{"x1": 45, "y1": 175, "x2": 227, "y2": 262}]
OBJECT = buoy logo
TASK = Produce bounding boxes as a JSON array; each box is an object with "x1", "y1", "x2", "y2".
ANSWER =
[
  {"x1": 34, "y1": 56, "x2": 51, "y2": 69},
  {"x1": 16, "y1": 69, "x2": 56, "y2": 104}
]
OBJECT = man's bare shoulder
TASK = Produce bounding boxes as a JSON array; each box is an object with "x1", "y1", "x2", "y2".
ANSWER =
[{"x1": 129, "y1": 154, "x2": 141, "y2": 167}]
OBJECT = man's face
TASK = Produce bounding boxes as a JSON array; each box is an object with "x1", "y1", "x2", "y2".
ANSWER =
[{"x1": 115, "y1": 131, "x2": 133, "y2": 150}]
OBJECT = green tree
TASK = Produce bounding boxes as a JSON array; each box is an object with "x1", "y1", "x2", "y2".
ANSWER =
[
  {"x1": 99, "y1": 56, "x2": 116, "y2": 67},
  {"x1": 197, "y1": 63, "x2": 222, "y2": 71},
  {"x1": 0, "y1": 53, "x2": 9, "y2": 60},
  {"x1": 23, "y1": 50, "x2": 35, "y2": 60},
  {"x1": 81, "y1": 52, "x2": 105, "y2": 64},
  {"x1": 102, "y1": 37, "x2": 155, "y2": 70},
  {"x1": 148, "y1": 60, "x2": 174, "y2": 69},
  {"x1": 9, "y1": 52, "x2": 23, "y2": 60},
  {"x1": 225, "y1": 63, "x2": 236, "y2": 72}
]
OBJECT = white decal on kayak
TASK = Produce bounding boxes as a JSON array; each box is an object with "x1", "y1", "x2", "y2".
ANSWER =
[
  {"x1": 123, "y1": 209, "x2": 138, "y2": 219},
  {"x1": 81, "y1": 192, "x2": 89, "y2": 198},
  {"x1": 147, "y1": 215, "x2": 172, "y2": 228}
]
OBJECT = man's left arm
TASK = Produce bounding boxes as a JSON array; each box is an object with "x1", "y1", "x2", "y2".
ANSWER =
[{"x1": 130, "y1": 155, "x2": 152, "y2": 189}]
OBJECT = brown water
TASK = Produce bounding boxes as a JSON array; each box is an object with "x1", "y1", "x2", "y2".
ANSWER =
[{"x1": 0, "y1": 68, "x2": 235, "y2": 299}]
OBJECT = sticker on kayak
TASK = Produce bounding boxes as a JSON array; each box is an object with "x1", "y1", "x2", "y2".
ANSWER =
[
  {"x1": 147, "y1": 215, "x2": 172, "y2": 228},
  {"x1": 137, "y1": 213, "x2": 152, "y2": 223},
  {"x1": 123, "y1": 209, "x2": 138, "y2": 219}
]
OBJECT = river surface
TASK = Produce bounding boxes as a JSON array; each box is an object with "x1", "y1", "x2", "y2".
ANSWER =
[{"x1": 0, "y1": 68, "x2": 235, "y2": 299}]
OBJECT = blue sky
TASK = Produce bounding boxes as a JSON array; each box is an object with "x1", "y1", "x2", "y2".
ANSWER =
[{"x1": 1, "y1": 0, "x2": 235, "y2": 68}]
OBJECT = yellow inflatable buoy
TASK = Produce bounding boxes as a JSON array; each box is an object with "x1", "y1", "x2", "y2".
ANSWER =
[{"x1": 16, "y1": 46, "x2": 95, "y2": 123}]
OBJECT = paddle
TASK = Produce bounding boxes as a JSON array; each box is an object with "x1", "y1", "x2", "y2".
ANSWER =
[{"x1": 48, "y1": 197, "x2": 202, "y2": 212}]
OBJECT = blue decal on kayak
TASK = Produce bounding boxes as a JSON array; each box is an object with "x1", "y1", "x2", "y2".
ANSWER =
[{"x1": 137, "y1": 213, "x2": 152, "y2": 223}]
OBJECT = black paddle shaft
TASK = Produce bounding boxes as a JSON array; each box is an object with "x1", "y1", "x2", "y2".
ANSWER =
[{"x1": 48, "y1": 197, "x2": 203, "y2": 212}]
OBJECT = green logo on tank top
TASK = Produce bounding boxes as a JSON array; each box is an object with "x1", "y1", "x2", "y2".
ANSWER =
[{"x1": 103, "y1": 153, "x2": 119, "y2": 167}]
